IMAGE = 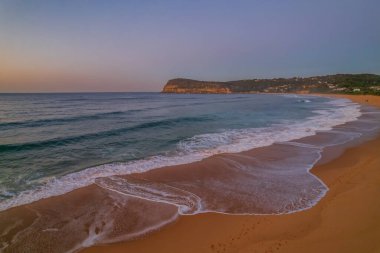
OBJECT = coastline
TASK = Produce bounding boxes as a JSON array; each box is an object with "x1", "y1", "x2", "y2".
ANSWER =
[
  {"x1": 82, "y1": 94, "x2": 380, "y2": 253},
  {"x1": 1, "y1": 94, "x2": 379, "y2": 253}
]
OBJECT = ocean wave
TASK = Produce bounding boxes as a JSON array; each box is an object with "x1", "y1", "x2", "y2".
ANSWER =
[
  {"x1": 0, "y1": 115, "x2": 215, "y2": 153},
  {"x1": 0, "y1": 98, "x2": 362, "y2": 212},
  {"x1": 0, "y1": 110, "x2": 143, "y2": 130}
]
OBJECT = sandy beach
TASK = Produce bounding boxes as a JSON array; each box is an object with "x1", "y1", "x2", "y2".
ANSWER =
[
  {"x1": 82, "y1": 94, "x2": 380, "y2": 253},
  {"x1": 1, "y1": 94, "x2": 379, "y2": 253}
]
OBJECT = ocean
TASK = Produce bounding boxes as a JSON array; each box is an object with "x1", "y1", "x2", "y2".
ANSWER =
[{"x1": 0, "y1": 92, "x2": 373, "y2": 211}]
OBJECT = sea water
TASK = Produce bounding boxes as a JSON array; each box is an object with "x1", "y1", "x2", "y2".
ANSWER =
[{"x1": 0, "y1": 92, "x2": 373, "y2": 211}]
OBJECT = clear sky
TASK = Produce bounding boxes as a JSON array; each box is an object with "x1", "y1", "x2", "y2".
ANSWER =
[{"x1": 1, "y1": 0, "x2": 379, "y2": 92}]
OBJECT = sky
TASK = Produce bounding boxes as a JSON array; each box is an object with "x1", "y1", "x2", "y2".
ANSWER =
[{"x1": 0, "y1": 0, "x2": 379, "y2": 92}]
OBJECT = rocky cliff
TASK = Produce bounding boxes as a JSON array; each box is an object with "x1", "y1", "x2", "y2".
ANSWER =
[
  {"x1": 163, "y1": 79, "x2": 232, "y2": 94},
  {"x1": 162, "y1": 74, "x2": 380, "y2": 95}
]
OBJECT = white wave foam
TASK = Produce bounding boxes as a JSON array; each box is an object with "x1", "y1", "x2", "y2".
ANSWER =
[
  {"x1": 95, "y1": 176, "x2": 202, "y2": 215},
  {"x1": 0, "y1": 97, "x2": 362, "y2": 212}
]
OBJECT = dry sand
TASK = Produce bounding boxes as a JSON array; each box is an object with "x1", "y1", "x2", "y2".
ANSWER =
[{"x1": 82, "y1": 94, "x2": 380, "y2": 253}]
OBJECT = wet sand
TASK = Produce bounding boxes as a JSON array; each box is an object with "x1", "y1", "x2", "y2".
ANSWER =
[{"x1": 83, "y1": 94, "x2": 380, "y2": 253}]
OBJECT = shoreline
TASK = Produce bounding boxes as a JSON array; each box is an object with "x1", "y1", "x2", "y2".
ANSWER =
[
  {"x1": 82, "y1": 94, "x2": 380, "y2": 253},
  {"x1": 0, "y1": 94, "x2": 379, "y2": 253},
  {"x1": 0, "y1": 93, "x2": 360, "y2": 213}
]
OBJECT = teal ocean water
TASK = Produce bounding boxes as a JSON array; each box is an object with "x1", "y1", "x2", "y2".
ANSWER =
[{"x1": 0, "y1": 93, "x2": 371, "y2": 211}]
